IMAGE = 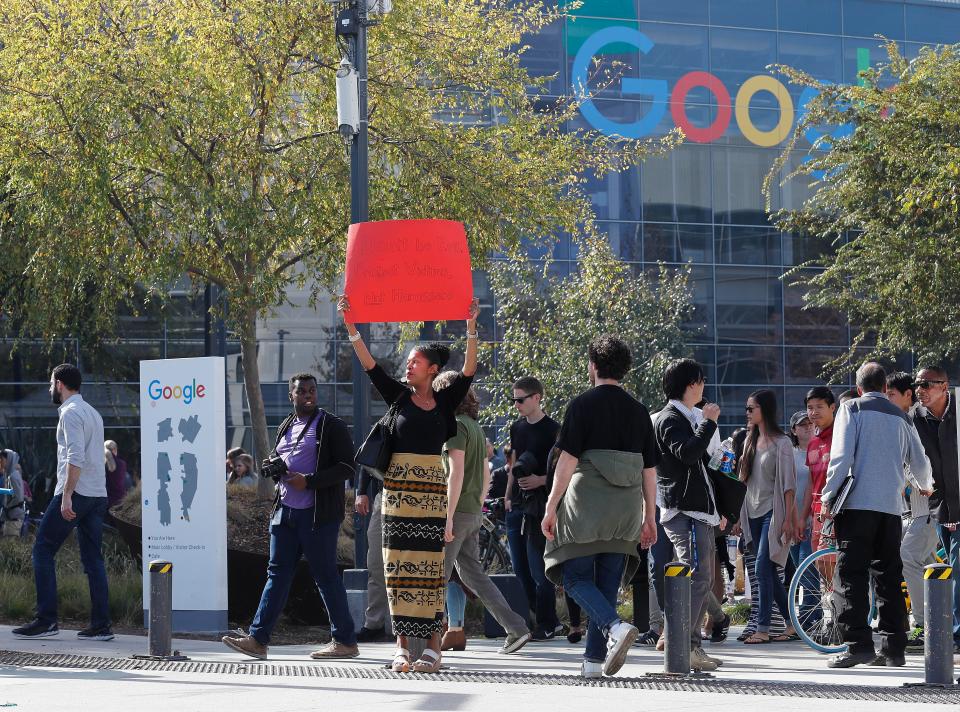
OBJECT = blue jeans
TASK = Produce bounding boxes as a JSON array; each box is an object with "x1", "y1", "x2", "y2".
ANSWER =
[
  {"x1": 938, "y1": 525, "x2": 960, "y2": 644},
  {"x1": 562, "y1": 553, "x2": 625, "y2": 661},
  {"x1": 525, "y1": 514, "x2": 559, "y2": 631},
  {"x1": 749, "y1": 511, "x2": 792, "y2": 632},
  {"x1": 249, "y1": 507, "x2": 356, "y2": 646},
  {"x1": 446, "y1": 580, "x2": 466, "y2": 628},
  {"x1": 33, "y1": 493, "x2": 110, "y2": 628},
  {"x1": 505, "y1": 508, "x2": 535, "y2": 616},
  {"x1": 790, "y1": 528, "x2": 822, "y2": 626}
]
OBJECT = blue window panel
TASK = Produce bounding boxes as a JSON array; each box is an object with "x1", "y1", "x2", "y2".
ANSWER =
[
  {"x1": 785, "y1": 347, "x2": 851, "y2": 384},
  {"x1": 709, "y1": 28, "x2": 778, "y2": 107},
  {"x1": 642, "y1": 144, "x2": 712, "y2": 223},
  {"x1": 712, "y1": 145, "x2": 780, "y2": 226},
  {"x1": 842, "y1": 0, "x2": 905, "y2": 41},
  {"x1": 598, "y1": 221, "x2": 644, "y2": 261},
  {"x1": 842, "y1": 38, "x2": 904, "y2": 88},
  {"x1": 777, "y1": 0, "x2": 842, "y2": 35},
  {"x1": 905, "y1": 4, "x2": 960, "y2": 46},
  {"x1": 635, "y1": 0, "x2": 709, "y2": 24},
  {"x1": 777, "y1": 33, "x2": 843, "y2": 102},
  {"x1": 709, "y1": 0, "x2": 776, "y2": 30},
  {"x1": 583, "y1": 166, "x2": 643, "y2": 222},
  {"x1": 714, "y1": 266, "x2": 783, "y2": 345},
  {"x1": 644, "y1": 223, "x2": 714, "y2": 264},
  {"x1": 520, "y1": 14, "x2": 566, "y2": 96},
  {"x1": 637, "y1": 22, "x2": 710, "y2": 87},
  {"x1": 783, "y1": 268, "x2": 848, "y2": 345},
  {"x1": 716, "y1": 346, "x2": 784, "y2": 385},
  {"x1": 715, "y1": 225, "x2": 781, "y2": 266},
  {"x1": 640, "y1": 263, "x2": 715, "y2": 340}
]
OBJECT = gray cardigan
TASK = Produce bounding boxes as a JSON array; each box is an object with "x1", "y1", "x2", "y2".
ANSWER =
[
  {"x1": 739, "y1": 433, "x2": 796, "y2": 567},
  {"x1": 822, "y1": 392, "x2": 932, "y2": 517}
]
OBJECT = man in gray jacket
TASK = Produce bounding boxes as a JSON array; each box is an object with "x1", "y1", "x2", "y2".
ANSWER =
[{"x1": 821, "y1": 362, "x2": 931, "y2": 668}]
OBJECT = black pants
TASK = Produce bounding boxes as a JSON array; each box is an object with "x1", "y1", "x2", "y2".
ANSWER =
[{"x1": 833, "y1": 509, "x2": 908, "y2": 655}]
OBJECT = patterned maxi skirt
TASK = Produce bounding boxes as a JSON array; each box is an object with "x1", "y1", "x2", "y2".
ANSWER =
[{"x1": 382, "y1": 452, "x2": 448, "y2": 638}]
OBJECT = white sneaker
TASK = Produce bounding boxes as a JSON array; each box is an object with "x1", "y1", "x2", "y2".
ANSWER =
[
  {"x1": 603, "y1": 621, "x2": 639, "y2": 676},
  {"x1": 581, "y1": 660, "x2": 603, "y2": 679},
  {"x1": 690, "y1": 646, "x2": 718, "y2": 672}
]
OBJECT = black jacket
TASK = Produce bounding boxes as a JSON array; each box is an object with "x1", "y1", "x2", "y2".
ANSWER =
[
  {"x1": 269, "y1": 410, "x2": 356, "y2": 529},
  {"x1": 653, "y1": 403, "x2": 718, "y2": 514},
  {"x1": 913, "y1": 398, "x2": 960, "y2": 524}
]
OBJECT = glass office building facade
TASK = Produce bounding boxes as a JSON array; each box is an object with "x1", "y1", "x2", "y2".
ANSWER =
[{"x1": 1, "y1": 0, "x2": 958, "y2": 477}]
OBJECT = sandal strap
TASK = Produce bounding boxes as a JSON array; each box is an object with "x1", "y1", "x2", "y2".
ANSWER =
[
  {"x1": 394, "y1": 648, "x2": 411, "y2": 659},
  {"x1": 417, "y1": 648, "x2": 440, "y2": 661}
]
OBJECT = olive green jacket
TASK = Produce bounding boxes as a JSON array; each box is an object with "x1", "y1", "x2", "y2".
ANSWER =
[{"x1": 544, "y1": 449, "x2": 648, "y2": 586}]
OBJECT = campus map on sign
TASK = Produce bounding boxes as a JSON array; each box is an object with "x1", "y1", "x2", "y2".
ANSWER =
[{"x1": 140, "y1": 357, "x2": 227, "y2": 631}]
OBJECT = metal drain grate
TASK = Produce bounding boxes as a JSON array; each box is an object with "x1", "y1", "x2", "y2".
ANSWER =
[{"x1": 2, "y1": 650, "x2": 959, "y2": 703}]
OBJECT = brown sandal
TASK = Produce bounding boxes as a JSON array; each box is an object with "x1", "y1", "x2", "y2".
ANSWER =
[
  {"x1": 743, "y1": 632, "x2": 771, "y2": 644},
  {"x1": 391, "y1": 648, "x2": 411, "y2": 672},
  {"x1": 411, "y1": 648, "x2": 442, "y2": 673}
]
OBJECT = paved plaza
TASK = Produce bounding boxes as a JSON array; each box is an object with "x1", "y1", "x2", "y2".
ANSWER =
[{"x1": 1, "y1": 624, "x2": 958, "y2": 711}]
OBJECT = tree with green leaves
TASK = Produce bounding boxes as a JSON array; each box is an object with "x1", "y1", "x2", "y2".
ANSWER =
[
  {"x1": 0, "y1": 0, "x2": 678, "y2": 494},
  {"x1": 767, "y1": 42, "x2": 960, "y2": 376},
  {"x1": 482, "y1": 239, "x2": 693, "y2": 429}
]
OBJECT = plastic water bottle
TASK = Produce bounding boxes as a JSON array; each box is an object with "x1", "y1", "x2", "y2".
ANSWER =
[{"x1": 709, "y1": 437, "x2": 735, "y2": 472}]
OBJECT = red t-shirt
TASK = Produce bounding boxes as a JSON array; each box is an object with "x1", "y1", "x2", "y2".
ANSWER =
[{"x1": 806, "y1": 423, "x2": 834, "y2": 512}]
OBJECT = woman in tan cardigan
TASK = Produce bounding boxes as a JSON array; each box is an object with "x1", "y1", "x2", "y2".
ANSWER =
[{"x1": 737, "y1": 389, "x2": 798, "y2": 644}]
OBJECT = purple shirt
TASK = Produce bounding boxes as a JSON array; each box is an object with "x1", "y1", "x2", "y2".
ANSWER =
[{"x1": 276, "y1": 412, "x2": 321, "y2": 509}]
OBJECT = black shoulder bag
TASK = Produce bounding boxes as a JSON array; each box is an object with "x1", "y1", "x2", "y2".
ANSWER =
[{"x1": 356, "y1": 392, "x2": 409, "y2": 481}]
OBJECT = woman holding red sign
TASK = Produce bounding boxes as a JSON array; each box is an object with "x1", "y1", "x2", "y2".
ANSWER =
[{"x1": 338, "y1": 295, "x2": 479, "y2": 673}]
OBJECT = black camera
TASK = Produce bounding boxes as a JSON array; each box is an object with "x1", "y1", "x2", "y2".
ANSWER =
[{"x1": 261, "y1": 456, "x2": 288, "y2": 482}]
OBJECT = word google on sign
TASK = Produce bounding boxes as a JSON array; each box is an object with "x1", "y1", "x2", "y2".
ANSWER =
[
  {"x1": 147, "y1": 379, "x2": 206, "y2": 405},
  {"x1": 571, "y1": 26, "x2": 856, "y2": 147}
]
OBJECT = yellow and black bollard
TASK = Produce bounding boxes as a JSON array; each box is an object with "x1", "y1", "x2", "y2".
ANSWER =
[
  {"x1": 923, "y1": 563, "x2": 955, "y2": 686},
  {"x1": 663, "y1": 562, "x2": 692, "y2": 674}
]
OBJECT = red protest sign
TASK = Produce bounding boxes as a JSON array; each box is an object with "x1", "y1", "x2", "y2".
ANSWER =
[{"x1": 343, "y1": 219, "x2": 473, "y2": 323}]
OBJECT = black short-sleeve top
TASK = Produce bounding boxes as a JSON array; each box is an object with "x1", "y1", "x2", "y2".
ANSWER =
[{"x1": 365, "y1": 364, "x2": 472, "y2": 456}]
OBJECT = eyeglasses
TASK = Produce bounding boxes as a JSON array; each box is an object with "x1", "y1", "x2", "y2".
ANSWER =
[
  {"x1": 913, "y1": 380, "x2": 947, "y2": 390},
  {"x1": 745, "y1": 406, "x2": 756, "y2": 413},
  {"x1": 512, "y1": 394, "x2": 534, "y2": 404}
]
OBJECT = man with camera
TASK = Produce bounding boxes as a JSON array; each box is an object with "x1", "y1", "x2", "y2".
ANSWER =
[
  {"x1": 222, "y1": 373, "x2": 359, "y2": 660},
  {"x1": 507, "y1": 376, "x2": 561, "y2": 640}
]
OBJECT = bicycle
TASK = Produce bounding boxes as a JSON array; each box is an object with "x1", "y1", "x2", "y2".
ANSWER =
[{"x1": 478, "y1": 498, "x2": 512, "y2": 574}]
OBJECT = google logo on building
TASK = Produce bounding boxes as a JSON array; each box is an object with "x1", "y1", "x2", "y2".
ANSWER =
[
  {"x1": 572, "y1": 26, "x2": 848, "y2": 147},
  {"x1": 147, "y1": 379, "x2": 206, "y2": 405}
]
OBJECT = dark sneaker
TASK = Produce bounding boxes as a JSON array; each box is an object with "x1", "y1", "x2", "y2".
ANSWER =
[
  {"x1": 635, "y1": 629, "x2": 660, "y2": 646},
  {"x1": 827, "y1": 650, "x2": 876, "y2": 668},
  {"x1": 553, "y1": 623, "x2": 568, "y2": 638},
  {"x1": 222, "y1": 634, "x2": 268, "y2": 660},
  {"x1": 77, "y1": 626, "x2": 115, "y2": 641},
  {"x1": 710, "y1": 614, "x2": 731, "y2": 643},
  {"x1": 531, "y1": 626, "x2": 556, "y2": 641},
  {"x1": 905, "y1": 629, "x2": 924, "y2": 651},
  {"x1": 499, "y1": 631, "x2": 532, "y2": 654},
  {"x1": 869, "y1": 652, "x2": 906, "y2": 667},
  {"x1": 12, "y1": 620, "x2": 59, "y2": 639},
  {"x1": 356, "y1": 626, "x2": 390, "y2": 643}
]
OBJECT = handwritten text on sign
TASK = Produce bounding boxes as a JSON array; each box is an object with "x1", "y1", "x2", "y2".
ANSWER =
[{"x1": 344, "y1": 220, "x2": 473, "y2": 323}]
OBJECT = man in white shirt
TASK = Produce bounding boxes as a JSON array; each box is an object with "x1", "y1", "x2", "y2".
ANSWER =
[{"x1": 13, "y1": 364, "x2": 111, "y2": 641}]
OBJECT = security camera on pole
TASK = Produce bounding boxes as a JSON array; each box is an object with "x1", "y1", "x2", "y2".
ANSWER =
[{"x1": 332, "y1": 0, "x2": 391, "y2": 576}]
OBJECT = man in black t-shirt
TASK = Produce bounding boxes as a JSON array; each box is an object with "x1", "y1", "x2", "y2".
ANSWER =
[
  {"x1": 541, "y1": 334, "x2": 659, "y2": 679},
  {"x1": 507, "y1": 376, "x2": 561, "y2": 640}
]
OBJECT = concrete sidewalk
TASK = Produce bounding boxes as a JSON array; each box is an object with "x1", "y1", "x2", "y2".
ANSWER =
[{"x1": 0, "y1": 624, "x2": 957, "y2": 711}]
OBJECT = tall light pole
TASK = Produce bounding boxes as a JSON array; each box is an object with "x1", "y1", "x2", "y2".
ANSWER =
[{"x1": 335, "y1": 0, "x2": 390, "y2": 566}]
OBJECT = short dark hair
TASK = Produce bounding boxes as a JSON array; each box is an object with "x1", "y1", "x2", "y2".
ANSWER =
[
  {"x1": 804, "y1": 385, "x2": 835, "y2": 407},
  {"x1": 435, "y1": 370, "x2": 480, "y2": 419},
  {"x1": 512, "y1": 376, "x2": 544, "y2": 398},
  {"x1": 662, "y1": 358, "x2": 705, "y2": 401},
  {"x1": 856, "y1": 362, "x2": 886, "y2": 394},
  {"x1": 415, "y1": 342, "x2": 450, "y2": 371},
  {"x1": 588, "y1": 335, "x2": 632, "y2": 381},
  {"x1": 886, "y1": 371, "x2": 915, "y2": 402},
  {"x1": 917, "y1": 364, "x2": 949, "y2": 381},
  {"x1": 289, "y1": 372, "x2": 317, "y2": 392},
  {"x1": 52, "y1": 363, "x2": 82, "y2": 391},
  {"x1": 839, "y1": 387, "x2": 860, "y2": 403}
]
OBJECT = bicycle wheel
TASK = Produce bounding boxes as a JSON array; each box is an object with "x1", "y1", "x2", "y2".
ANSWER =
[{"x1": 788, "y1": 547, "x2": 846, "y2": 654}]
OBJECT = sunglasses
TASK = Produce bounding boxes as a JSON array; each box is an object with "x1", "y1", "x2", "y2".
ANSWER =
[
  {"x1": 913, "y1": 380, "x2": 946, "y2": 390},
  {"x1": 512, "y1": 394, "x2": 534, "y2": 404},
  {"x1": 745, "y1": 406, "x2": 757, "y2": 413}
]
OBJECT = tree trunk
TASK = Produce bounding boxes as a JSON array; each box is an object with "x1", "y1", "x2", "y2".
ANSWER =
[{"x1": 238, "y1": 306, "x2": 274, "y2": 500}]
